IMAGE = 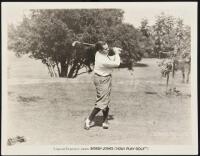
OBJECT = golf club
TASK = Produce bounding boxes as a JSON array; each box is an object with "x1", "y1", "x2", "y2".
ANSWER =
[
  {"x1": 72, "y1": 41, "x2": 95, "y2": 47},
  {"x1": 72, "y1": 41, "x2": 122, "y2": 56}
]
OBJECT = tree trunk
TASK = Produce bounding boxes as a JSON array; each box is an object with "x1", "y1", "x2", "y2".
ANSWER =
[
  {"x1": 172, "y1": 61, "x2": 175, "y2": 78},
  {"x1": 55, "y1": 61, "x2": 61, "y2": 77},
  {"x1": 60, "y1": 60, "x2": 67, "y2": 77},
  {"x1": 166, "y1": 73, "x2": 169, "y2": 86},
  {"x1": 47, "y1": 65, "x2": 53, "y2": 77},
  {"x1": 68, "y1": 60, "x2": 78, "y2": 78},
  {"x1": 73, "y1": 63, "x2": 81, "y2": 78},
  {"x1": 52, "y1": 66, "x2": 57, "y2": 77},
  {"x1": 65, "y1": 58, "x2": 70, "y2": 77}
]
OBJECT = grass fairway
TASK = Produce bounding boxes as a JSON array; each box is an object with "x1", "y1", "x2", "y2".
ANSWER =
[{"x1": 7, "y1": 55, "x2": 191, "y2": 145}]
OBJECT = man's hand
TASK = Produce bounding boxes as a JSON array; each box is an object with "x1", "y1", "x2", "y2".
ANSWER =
[{"x1": 112, "y1": 47, "x2": 122, "y2": 54}]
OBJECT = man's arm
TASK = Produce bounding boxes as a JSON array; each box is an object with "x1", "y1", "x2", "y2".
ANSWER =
[{"x1": 101, "y1": 53, "x2": 121, "y2": 68}]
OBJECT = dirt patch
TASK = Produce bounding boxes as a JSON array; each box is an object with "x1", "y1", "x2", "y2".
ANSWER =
[
  {"x1": 145, "y1": 91, "x2": 158, "y2": 95},
  {"x1": 17, "y1": 96, "x2": 43, "y2": 103}
]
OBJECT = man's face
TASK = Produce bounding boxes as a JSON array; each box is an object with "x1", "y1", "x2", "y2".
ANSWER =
[{"x1": 101, "y1": 43, "x2": 109, "y2": 54}]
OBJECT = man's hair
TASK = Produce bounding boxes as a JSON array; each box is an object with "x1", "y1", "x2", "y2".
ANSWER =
[{"x1": 95, "y1": 41, "x2": 107, "y2": 51}]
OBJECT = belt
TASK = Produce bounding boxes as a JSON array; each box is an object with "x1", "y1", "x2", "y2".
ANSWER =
[{"x1": 95, "y1": 73, "x2": 111, "y2": 77}]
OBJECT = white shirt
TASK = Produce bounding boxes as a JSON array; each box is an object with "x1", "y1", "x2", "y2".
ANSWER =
[{"x1": 94, "y1": 49, "x2": 121, "y2": 76}]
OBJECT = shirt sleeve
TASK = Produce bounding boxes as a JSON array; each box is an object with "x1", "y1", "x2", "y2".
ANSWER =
[{"x1": 101, "y1": 53, "x2": 121, "y2": 68}]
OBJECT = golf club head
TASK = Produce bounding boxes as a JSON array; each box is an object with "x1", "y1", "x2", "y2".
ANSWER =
[{"x1": 72, "y1": 41, "x2": 81, "y2": 47}]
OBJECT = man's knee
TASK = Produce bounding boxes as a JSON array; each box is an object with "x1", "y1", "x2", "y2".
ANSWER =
[{"x1": 102, "y1": 106, "x2": 109, "y2": 112}]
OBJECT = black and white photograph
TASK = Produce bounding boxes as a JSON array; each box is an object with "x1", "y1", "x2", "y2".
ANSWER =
[{"x1": 1, "y1": 2, "x2": 198, "y2": 155}]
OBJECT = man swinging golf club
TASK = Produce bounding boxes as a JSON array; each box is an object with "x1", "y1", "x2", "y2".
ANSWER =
[{"x1": 83, "y1": 41, "x2": 122, "y2": 130}]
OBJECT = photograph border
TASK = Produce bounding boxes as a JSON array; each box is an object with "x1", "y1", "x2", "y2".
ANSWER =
[{"x1": 1, "y1": 1, "x2": 198, "y2": 155}]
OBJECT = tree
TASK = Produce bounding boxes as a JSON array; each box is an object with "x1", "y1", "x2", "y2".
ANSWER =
[
  {"x1": 152, "y1": 12, "x2": 175, "y2": 58},
  {"x1": 153, "y1": 14, "x2": 191, "y2": 84},
  {"x1": 8, "y1": 10, "x2": 75, "y2": 77},
  {"x1": 107, "y1": 23, "x2": 143, "y2": 69},
  {"x1": 8, "y1": 9, "x2": 143, "y2": 78},
  {"x1": 139, "y1": 19, "x2": 154, "y2": 57},
  {"x1": 174, "y1": 18, "x2": 191, "y2": 56},
  {"x1": 150, "y1": 12, "x2": 191, "y2": 59}
]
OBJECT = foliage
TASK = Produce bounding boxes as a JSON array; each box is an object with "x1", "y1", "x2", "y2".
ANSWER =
[
  {"x1": 173, "y1": 19, "x2": 191, "y2": 56},
  {"x1": 8, "y1": 9, "x2": 143, "y2": 78},
  {"x1": 158, "y1": 59, "x2": 173, "y2": 77},
  {"x1": 8, "y1": 10, "x2": 191, "y2": 78},
  {"x1": 150, "y1": 12, "x2": 191, "y2": 58},
  {"x1": 152, "y1": 13, "x2": 175, "y2": 57},
  {"x1": 138, "y1": 19, "x2": 155, "y2": 57}
]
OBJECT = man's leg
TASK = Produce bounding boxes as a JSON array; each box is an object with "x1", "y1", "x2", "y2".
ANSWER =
[
  {"x1": 102, "y1": 106, "x2": 109, "y2": 129},
  {"x1": 102, "y1": 106, "x2": 109, "y2": 122},
  {"x1": 84, "y1": 107, "x2": 101, "y2": 130},
  {"x1": 89, "y1": 107, "x2": 101, "y2": 121}
]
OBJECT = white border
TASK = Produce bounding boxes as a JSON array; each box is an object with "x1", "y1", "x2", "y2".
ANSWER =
[{"x1": 1, "y1": 2, "x2": 198, "y2": 155}]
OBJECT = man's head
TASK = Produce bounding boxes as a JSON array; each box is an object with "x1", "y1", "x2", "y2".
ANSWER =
[{"x1": 95, "y1": 41, "x2": 109, "y2": 55}]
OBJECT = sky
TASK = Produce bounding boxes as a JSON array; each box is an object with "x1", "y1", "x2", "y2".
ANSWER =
[{"x1": 3, "y1": 2, "x2": 197, "y2": 28}]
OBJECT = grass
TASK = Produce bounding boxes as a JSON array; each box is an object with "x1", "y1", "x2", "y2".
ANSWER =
[{"x1": 7, "y1": 53, "x2": 192, "y2": 145}]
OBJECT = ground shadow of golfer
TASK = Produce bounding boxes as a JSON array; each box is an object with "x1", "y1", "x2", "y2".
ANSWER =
[
  {"x1": 91, "y1": 115, "x2": 114, "y2": 127},
  {"x1": 133, "y1": 63, "x2": 148, "y2": 67}
]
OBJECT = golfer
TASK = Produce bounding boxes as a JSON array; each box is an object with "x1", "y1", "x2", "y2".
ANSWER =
[{"x1": 84, "y1": 41, "x2": 121, "y2": 130}]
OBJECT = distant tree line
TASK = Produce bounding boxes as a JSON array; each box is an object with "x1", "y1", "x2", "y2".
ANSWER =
[
  {"x1": 8, "y1": 10, "x2": 190, "y2": 78},
  {"x1": 139, "y1": 12, "x2": 191, "y2": 58}
]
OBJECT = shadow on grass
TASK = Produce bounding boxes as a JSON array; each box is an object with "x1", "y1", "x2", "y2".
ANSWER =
[
  {"x1": 133, "y1": 63, "x2": 149, "y2": 67},
  {"x1": 119, "y1": 62, "x2": 148, "y2": 69},
  {"x1": 91, "y1": 115, "x2": 114, "y2": 127},
  {"x1": 17, "y1": 95, "x2": 43, "y2": 103},
  {"x1": 145, "y1": 91, "x2": 157, "y2": 95}
]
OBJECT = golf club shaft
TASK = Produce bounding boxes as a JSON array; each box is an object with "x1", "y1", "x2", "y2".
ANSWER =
[
  {"x1": 81, "y1": 42, "x2": 95, "y2": 46},
  {"x1": 72, "y1": 41, "x2": 122, "y2": 55}
]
